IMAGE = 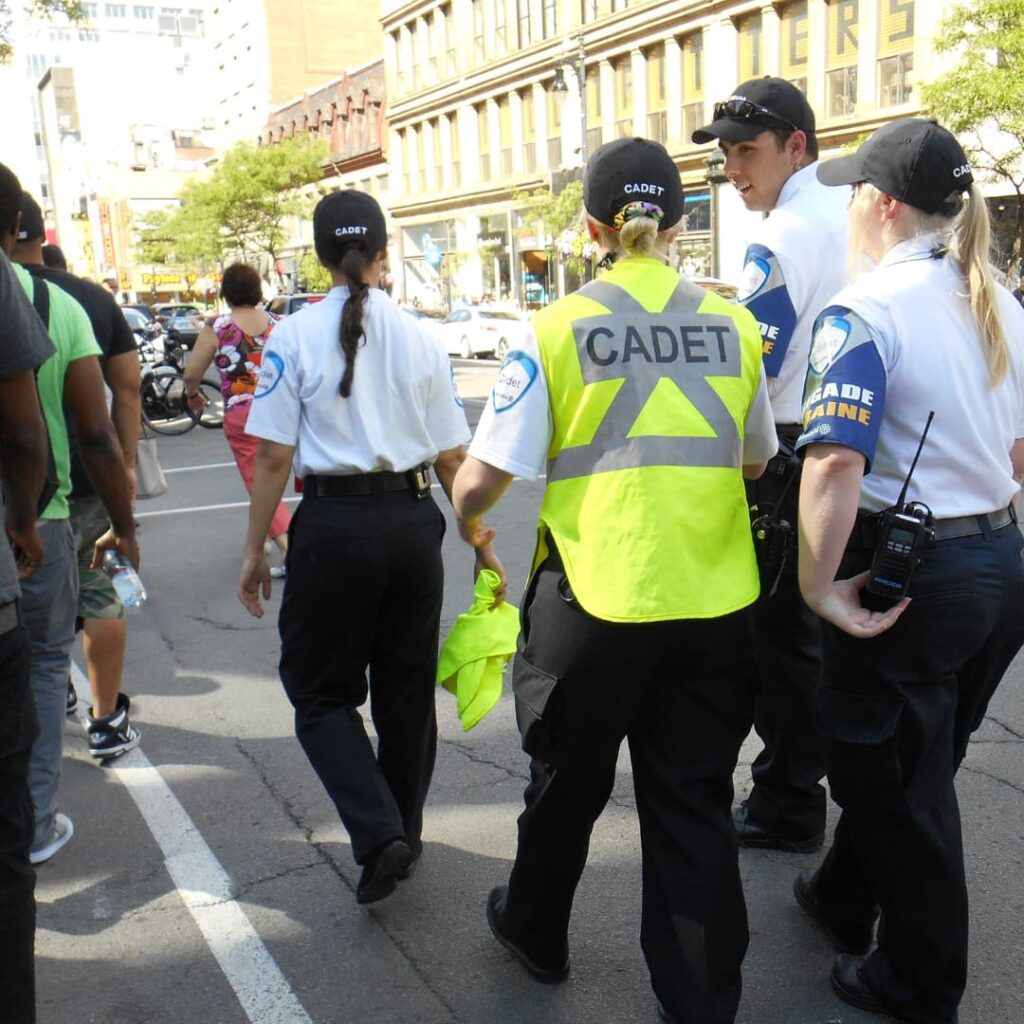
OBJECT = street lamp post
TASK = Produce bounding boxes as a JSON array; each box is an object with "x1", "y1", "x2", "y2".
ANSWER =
[
  {"x1": 704, "y1": 148, "x2": 728, "y2": 279},
  {"x1": 551, "y1": 5, "x2": 588, "y2": 166}
]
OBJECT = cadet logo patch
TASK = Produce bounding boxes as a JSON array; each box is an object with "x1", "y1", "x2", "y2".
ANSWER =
[
  {"x1": 738, "y1": 256, "x2": 771, "y2": 302},
  {"x1": 254, "y1": 351, "x2": 285, "y2": 398},
  {"x1": 492, "y1": 350, "x2": 537, "y2": 412},
  {"x1": 810, "y1": 317, "x2": 851, "y2": 374}
]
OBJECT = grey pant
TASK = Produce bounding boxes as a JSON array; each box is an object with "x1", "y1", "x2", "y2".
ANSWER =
[{"x1": 21, "y1": 518, "x2": 77, "y2": 849}]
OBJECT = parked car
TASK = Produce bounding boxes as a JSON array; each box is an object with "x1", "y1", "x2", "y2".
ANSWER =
[
  {"x1": 436, "y1": 306, "x2": 530, "y2": 360},
  {"x1": 152, "y1": 302, "x2": 203, "y2": 326},
  {"x1": 120, "y1": 302, "x2": 157, "y2": 323},
  {"x1": 399, "y1": 306, "x2": 446, "y2": 342},
  {"x1": 266, "y1": 293, "x2": 325, "y2": 317},
  {"x1": 122, "y1": 306, "x2": 165, "y2": 354}
]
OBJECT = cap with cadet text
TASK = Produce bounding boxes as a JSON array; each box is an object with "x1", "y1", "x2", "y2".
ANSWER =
[
  {"x1": 692, "y1": 77, "x2": 815, "y2": 144},
  {"x1": 16, "y1": 191, "x2": 45, "y2": 242},
  {"x1": 584, "y1": 137, "x2": 685, "y2": 232},
  {"x1": 817, "y1": 118, "x2": 974, "y2": 214},
  {"x1": 313, "y1": 190, "x2": 388, "y2": 265}
]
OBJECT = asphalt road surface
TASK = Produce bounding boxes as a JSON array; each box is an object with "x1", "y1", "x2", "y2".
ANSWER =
[{"x1": 37, "y1": 357, "x2": 1024, "y2": 1024}]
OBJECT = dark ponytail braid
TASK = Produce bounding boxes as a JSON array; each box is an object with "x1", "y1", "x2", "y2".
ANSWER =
[{"x1": 337, "y1": 244, "x2": 373, "y2": 398}]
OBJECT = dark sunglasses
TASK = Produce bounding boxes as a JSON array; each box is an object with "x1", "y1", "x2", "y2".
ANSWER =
[{"x1": 713, "y1": 98, "x2": 801, "y2": 133}]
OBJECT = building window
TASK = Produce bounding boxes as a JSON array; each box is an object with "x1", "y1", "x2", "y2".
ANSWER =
[
  {"x1": 82, "y1": 2, "x2": 98, "y2": 15},
  {"x1": 432, "y1": 119, "x2": 443, "y2": 191},
  {"x1": 826, "y1": 0, "x2": 859, "y2": 116},
  {"x1": 546, "y1": 82, "x2": 562, "y2": 167},
  {"x1": 416, "y1": 124, "x2": 427, "y2": 192},
  {"x1": 104, "y1": 3, "x2": 127, "y2": 16},
  {"x1": 477, "y1": 103, "x2": 490, "y2": 180},
  {"x1": 614, "y1": 56, "x2": 632, "y2": 138},
  {"x1": 134, "y1": 5, "x2": 154, "y2": 19},
  {"x1": 645, "y1": 45, "x2": 666, "y2": 143},
  {"x1": 680, "y1": 31, "x2": 704, "y2": 143},
  {"x1": 877, "y1": 0, "x2": 914, "y2": 106},
  {"x1": 158, "y1": 6, "x2": 181, "y2": 32},
  {"x1": 521, "y1": 89, "x2": 536, "y2": 172},
  {"x1": 498, "y1": 95, "x2": 513, "y2": 177},
  {"x1": 411, "y1": 21, "x2": 421, "y2": 88},
  {"x1": 472, "y1": 0, "x2": 485, "y2": 64},
  {"x1": 494, "y1": 0, "x2": 507, "y2": 55},
  {"x1": 516, "y1": 0, "x2": 531, "y2": 48},
  {"x1": 585, "y1": 63, "x2": 601, "y2": 151},
  {"x1": 440, "y1": 5, "x2": 456, "y2": 76},
  {"x1": 449, "y1": 114, "x2": 461, "y2": 187},
  {"x1": 779, "y1": 1, "x2": 808, "y2": 94},
  {"x1": 541, "y1": 0, "x2": 556, "y2": 39},
  {"x1": 736, "y1": 11, "x2": 763, "y2": 80}
]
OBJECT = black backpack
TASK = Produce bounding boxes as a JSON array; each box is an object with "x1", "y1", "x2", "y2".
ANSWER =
[{"x1": 28, "y1": 277, "x2": 61, "y2": 517}]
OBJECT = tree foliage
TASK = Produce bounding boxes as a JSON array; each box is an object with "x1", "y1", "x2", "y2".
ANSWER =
[
  {"x1": 298, "y1": 249, "x2": 332, "y2": 292},
  {"x1": 922, "y1": 0, "x2": 1024, "y2": 273},
  {"x1": 1, "y1": 1, "x2": 86, "y2": 61},
  {"x1": 135, "y1": 134, "x2": 327, "y2": 274},
  {"x1": 514, "y1": 180, "x2": 594, "y2": 274}
]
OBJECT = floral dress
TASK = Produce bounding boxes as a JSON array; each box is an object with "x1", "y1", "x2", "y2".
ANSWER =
[{"x1": 212, "y1": 312, "x2": 281, "y2": 412}]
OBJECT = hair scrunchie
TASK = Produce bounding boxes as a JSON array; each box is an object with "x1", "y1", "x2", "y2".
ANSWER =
[{"x1": 613, "y1": 201, "x2": 665, "y2": 231}]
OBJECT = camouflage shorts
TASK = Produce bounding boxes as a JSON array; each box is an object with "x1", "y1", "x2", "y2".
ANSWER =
[{"x1": 68, "y1": 494, "x2": 124, "y2": 621}]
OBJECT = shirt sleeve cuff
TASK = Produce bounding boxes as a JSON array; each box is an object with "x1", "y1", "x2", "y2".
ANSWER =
[{"x1": 467, "y1": 442, "x2": 545, "y2": 481}]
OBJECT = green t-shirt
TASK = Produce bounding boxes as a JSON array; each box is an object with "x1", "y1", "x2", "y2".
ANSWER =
[{"x1": 13, "y1": 262, "x2": 101, "y2": 519}]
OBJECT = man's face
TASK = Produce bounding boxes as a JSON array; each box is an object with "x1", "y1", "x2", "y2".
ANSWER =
[{"x1": 719, "y1": 130, "x2": 797, "y2": 213}]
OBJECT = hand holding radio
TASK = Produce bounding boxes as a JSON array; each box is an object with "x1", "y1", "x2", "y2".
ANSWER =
[{"x1": 805, "y1": 570, "x2": 911, "y2": 638}]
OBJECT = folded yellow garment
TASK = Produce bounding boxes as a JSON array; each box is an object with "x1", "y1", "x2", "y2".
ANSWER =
[{"x1": 436, "y1": 569, "x2": 520, "y2": 731}]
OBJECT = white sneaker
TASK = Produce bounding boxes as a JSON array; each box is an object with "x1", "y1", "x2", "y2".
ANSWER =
[
  {"x1": 30, "y1": 812, "x2": 74, "y2": 865},
  {"x1": 269, "y1": 565, "x2": 286, "y2": 578}
]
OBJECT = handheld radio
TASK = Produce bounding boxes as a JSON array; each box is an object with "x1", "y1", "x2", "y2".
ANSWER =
[{"x1": 865, "y1": 412, "x2": 935, "y2": 603}]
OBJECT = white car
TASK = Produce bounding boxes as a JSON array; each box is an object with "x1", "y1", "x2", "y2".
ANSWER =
[{"x1": 436, "y1": 306, "x2": 530, "y2": 360}]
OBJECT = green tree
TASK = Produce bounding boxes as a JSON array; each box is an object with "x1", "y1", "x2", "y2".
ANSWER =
[
  {"x1": 922, "y1": 0, "x2": 1024, "y2": 278},
  {"x1": 514, "y1": 179, "x2": 591, "y2": 274},
  {"x1": 298, "y1": 249, "x2": 332, "y2": 292},
  {"x1": 1, "y1": 1, "x2": 85, "y2": 61}
]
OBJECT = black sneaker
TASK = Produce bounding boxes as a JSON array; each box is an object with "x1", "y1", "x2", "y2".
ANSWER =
[
  {"x1": 88, "y1": 693, "x2": 141, "y2": 760},
  {"x1": 66, "y1": 679, "x2": 78, "y2": 716}
]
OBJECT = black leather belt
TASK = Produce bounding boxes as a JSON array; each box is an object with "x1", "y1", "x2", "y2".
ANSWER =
[
  {"x1": 0, "y1": 600, "x2": 19, "y2": 637},
  {"x1": 854, "y1": 507, "x2": 1015, "y2": 547},
  {"x1": 304, "y1": 465, "x2": 431, "y2": 498}
]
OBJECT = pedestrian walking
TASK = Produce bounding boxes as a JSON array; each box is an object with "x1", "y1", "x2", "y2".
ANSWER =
[
  {"x1": 238, "y1": 190, "x2": 498, "y2": 905},
  {"x1": 184, "y1": 262, "x2": 290, "y2": 577},
  {"x1": 693, "y1": 76, "x2": 849, "y2": 854},
  {"x1": 793, "y1": 118, "x2": 1024, "y2": 1023},
  {"x1": 452, "y1": 137, "x2": 777, "y2": 1023}
]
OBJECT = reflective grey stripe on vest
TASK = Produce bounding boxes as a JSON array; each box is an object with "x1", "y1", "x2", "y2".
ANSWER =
[{"x1": 548, "y1": 278, "x2": 743, "y2": 482}]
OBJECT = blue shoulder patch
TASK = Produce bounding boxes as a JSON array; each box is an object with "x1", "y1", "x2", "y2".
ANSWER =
[
  {"x1": 492, "y1": 350, "x2": 537, "y2": 413},
  {"x1": 797, "y1": 306, "x2": 886, "y2": 470},
  {"x1": 450, "y1": 362, "x2": 464, "y2": 408},
  {"x1": 253, "y1": 351, "x2": 285, "y2": 398},
  {"x1": 739, "y1": 243, "x2": 798, "y2": 376}
]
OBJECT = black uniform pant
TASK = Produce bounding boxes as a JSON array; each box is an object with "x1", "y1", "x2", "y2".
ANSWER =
[
  {"x1": 278, "y1": 491, "x2": 445, "y2": 864},
  {"x1": 814, "y1": 522, "x2": 1024, "y2": 1024},
  {"x1": 504, "y1": 557, "x2": 757, "y2": 1024},
  {"x1": 745, "y1": 439, "x2": 826, "y2": 839},
  {"x1": 0, "y1": 609, "x2": 38, "y2": 1024}
]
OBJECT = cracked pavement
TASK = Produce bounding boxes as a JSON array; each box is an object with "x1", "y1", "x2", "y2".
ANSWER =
[{"x1": 34, "y1": 361, "x2": 1024, "y2": 1024}]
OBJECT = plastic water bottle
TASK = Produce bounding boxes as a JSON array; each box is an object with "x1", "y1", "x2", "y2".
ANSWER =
[{"x1": 101, "y1": 550, "x2": 147, "y2": 608}]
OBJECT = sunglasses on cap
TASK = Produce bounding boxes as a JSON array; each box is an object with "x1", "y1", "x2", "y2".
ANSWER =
[{"x1": 713, "y1": 98, "x2": 801, "y2": 134}]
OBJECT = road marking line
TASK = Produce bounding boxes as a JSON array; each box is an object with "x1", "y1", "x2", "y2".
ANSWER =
[
  {"x1": 71, "y1": 664, "x2": 313, "y2": 1024},
  {"x1": 163, "y1": 461, "x2": 238, "y2": 474}
]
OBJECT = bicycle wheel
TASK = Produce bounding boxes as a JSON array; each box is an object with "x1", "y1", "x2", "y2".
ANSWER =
[
  {"x1": 141, "y1": 369, "x2": 199, "y2": 436},
  {"x1": 196, "y1": 378, "x2": 225, "y2": 429}
]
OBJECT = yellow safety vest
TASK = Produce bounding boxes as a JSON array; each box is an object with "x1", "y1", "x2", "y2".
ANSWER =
[{"x1": 532, "y1": 257, "x2": 763, "y2": 622}]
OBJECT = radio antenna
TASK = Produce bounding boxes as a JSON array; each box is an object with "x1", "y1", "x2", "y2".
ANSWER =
[{"x1": 896, "y1": 411, "x2": 935, "y2": 510}]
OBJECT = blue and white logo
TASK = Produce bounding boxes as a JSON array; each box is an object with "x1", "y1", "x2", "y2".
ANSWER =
[
  {"x1": 738, "y1": 256, "x2": 771, "y2": 301},
  {"x1": 492, "y1": 350, "x2": 537, "y2": 413},
  {"x1": 254, "y1": 351, "x2": 285, "y2": 398},
  {"x1": 810, "y1": 316, "x2": 851, "y2": 373}
]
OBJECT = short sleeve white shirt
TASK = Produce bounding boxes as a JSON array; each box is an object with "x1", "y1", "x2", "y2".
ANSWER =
[
  {"x1": 245, "y1": 286, "x2": 471, "y2": 475},
  {"x1": 735, "y1": 162, "x2": 851, "y2": 424},
  {"x1": 796, "y1": 235, "x2": 1024, "y2": 517}
]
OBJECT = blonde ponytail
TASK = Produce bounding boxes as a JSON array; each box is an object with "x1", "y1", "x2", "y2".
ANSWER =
[
  {"x1": 618, "y1": 215, "x2": 661, "y2": 258},
  {"x1": 951, "y1": 184, "x2": 1009, "y2": 386}
]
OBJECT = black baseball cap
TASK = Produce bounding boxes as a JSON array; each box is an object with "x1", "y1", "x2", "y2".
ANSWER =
[
  {"x1": 584, "y1": 137, "x2": 685, "y2": 231},
  {"x1": 16, "y1": 191, "x2": 45, "y2": 242},
  {"x1": 817, "y1": 118, "x2": 974, "y2": 214},
  {"x1": 692, "y1": 77, "x2": 815, "y2": 144},
  {"x1": 313, "y1": 189, "x2": 388, "y2": 265}
]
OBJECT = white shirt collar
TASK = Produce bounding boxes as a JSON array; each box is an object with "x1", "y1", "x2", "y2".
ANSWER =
[
  {"x1": 877, "y1": 231, "x2": 951, "y2": 269},
  {"x1": 775, "y1": 161, "x2": 820, "y2": 209}
]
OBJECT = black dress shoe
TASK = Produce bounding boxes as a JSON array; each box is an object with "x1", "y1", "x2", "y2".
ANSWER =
[
  {"x1": 396, "y1": 851, "x2": 420, "y2": 881},
  {"x1": 486, "y1": 886, "x2": 569, "y2": 983},
  {"x1": 830, "y1": 954, "x2": 892, "y2": 1017},
  {"x1": 733, "y1": 802, "x2": 824, "y2": 853},
  {"x1": 356, "y1": 839, "x2": 413, "y2": 905},
  {"x1": 793, "y1": 869, "x2": 872, "y2": 955}
]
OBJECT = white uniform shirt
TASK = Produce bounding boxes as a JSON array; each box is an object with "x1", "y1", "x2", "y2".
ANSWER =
[
  {"x1": 796, "y1": 234, "x2": 1024, "y2": 517},
  {"x1": 736, "y1": 161, "x2": 850, "y2": 424},
  {"x1": 246, "y1": 286, "x2": 471, "y2": 475},
  {"x1": 469, "y1": 328, "x2": 778, "y2": 478}
]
